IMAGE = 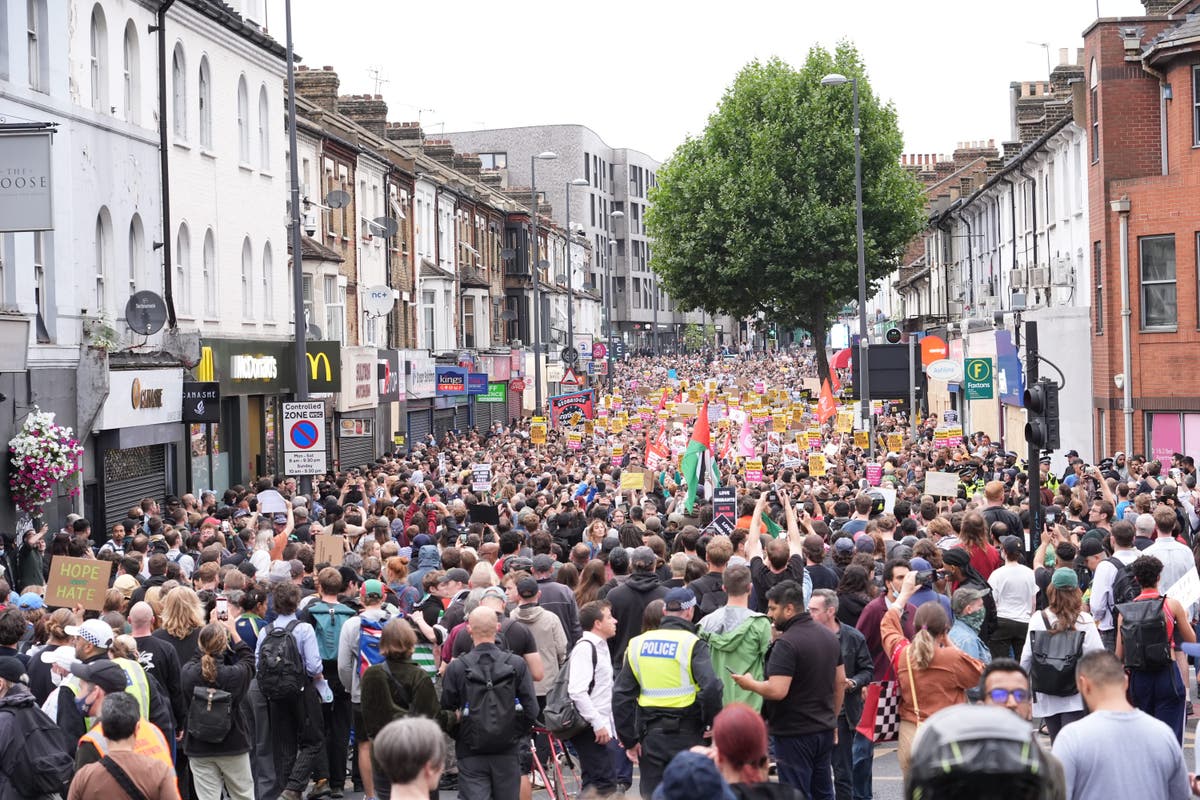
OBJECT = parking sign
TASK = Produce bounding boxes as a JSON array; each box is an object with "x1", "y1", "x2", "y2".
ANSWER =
[{"x1": 283, "y1": 401, "x2": 327, "y2": 475}]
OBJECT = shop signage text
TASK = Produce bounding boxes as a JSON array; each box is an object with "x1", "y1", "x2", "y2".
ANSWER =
[{"x1": 230, "y1": 354, "x2": 278, "y2": 381}]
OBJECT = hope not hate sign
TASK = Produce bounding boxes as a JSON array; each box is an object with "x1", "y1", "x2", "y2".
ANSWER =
[{"x1": 46, "y1": 556, "x2": 113, "y2": 611}]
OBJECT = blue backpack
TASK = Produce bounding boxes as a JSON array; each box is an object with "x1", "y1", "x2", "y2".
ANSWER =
[{"x1": 358, "y1": 614, "x2": 390, "y2": 676}]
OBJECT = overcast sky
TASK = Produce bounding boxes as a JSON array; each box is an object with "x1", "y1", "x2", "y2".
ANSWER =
[{"x1": 267, "y1": 0, "x2": 1144, "y2": 164}]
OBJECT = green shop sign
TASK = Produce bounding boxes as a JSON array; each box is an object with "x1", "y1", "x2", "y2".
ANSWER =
[{"x1": 478, "y1": 382, "x2": 507, "y2": 403}]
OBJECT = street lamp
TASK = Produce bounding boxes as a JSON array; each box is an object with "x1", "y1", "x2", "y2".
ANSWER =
[
  {"x1": 821, "y1": 72, "x2": 873, "y2": 459},
  {"x1": 565, "y1": 177, "x2": 588, "y2": 363},
  {"x1": 608, "y1": 211, "x2": 625, "y2": 393},
  {"x1": 530, "y1": 150, "x2": 557, "y2": 413}
]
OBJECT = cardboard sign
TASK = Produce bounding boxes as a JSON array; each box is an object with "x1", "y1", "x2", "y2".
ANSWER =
[
  {"x1": 611, "y1": 444, "x2": 625, "y2": 466},
  {"x1": 924, "y1": 471, "x2": 961, "y2": 497},
  {"x1": 808, "y1": 454, "x2": 827, "y2": 477},
  {"x1": 1167, "y1": 568, "x2": 1200, "y2": 611},
  {"x1": 836, "y1": 411, "x2": 855, "y2": 434},
  {"x1": 745, "y1": 458, "x2": 763, "y2": 484},
  {"x1": 45, "y1": 557, "x2": 112, "y2": 611},
  {"x1": 314, "y1": 534, "x2": 346, "y2": 566},
  {"x1": 675, "y1": 402, "x2": 698, "y2": 419},
  {"x1": 620, "y1": 470, "x2": 645, "y2": 492},
  {"x1": 530, "y1": 416, "x2": 547, "y2": 446},
  {"x1": 471, "y1": 463, "x2": 492, "y2": 493}
]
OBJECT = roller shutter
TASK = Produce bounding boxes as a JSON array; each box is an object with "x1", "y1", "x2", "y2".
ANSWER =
[
  {"x1": 433, "y1": 408, "x2": 455, "y2": 439},
  {"x1": 407, "y1": 408, "x2": 432, "y2": 447},
  {"x1": 337, "y1": 433, "x2": 376, "y2": 472},
  {"x1": 103, "y1": 445, "x2": 166, "y2": 530},
  {"x1": 454, "y1": 401, "x2": 470, "y2": 432}
]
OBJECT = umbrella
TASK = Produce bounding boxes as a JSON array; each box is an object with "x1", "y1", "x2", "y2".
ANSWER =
[{"x1": 830, "y1": 347, "x2": 852, "y2": 370}]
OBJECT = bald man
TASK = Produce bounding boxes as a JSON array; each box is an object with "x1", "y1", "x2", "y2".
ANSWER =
[
  {"x1": 129, "y1": 601, "x2": 185, "y2": 728},
  {"x1": 441, "y1": 607, "x2": 538, "y2": 800}
]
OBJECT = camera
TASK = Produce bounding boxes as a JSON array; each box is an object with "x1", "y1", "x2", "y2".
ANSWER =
[
  {"x1": 767, "y1": 490, "x2": 779, "y2": 504},
  {"x1": 916, "y1": 570, "x2": 936, "y2": 587}
]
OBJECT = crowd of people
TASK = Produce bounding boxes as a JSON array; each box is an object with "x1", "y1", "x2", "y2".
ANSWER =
[{"x1": 0, "y1": 351, "x2": 1198, "y2": 799}]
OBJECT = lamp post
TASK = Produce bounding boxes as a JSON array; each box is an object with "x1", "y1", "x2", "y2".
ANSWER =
[
  {"x1": 821, "y1": 72, "x2": 873, "y2": 459},
  {"x1": 609, "y1": 211, "x2": 625, "y2": 394},
  {"x1": 565, "y1": 178, "x2": 588, "y2": 362},
  {"x1": 530, "y1": 151, "x2": 557, "y2": 413}
]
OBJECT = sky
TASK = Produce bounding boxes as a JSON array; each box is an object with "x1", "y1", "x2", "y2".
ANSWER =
[{"x1": 266, "y1": 0, "x2": 1146, "y2": 164}]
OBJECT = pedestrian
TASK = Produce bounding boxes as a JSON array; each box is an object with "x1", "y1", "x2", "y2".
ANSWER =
[
  {"x1": 371, "y1": 717, "x2": 446, "y2": 800},
  {"x1": 705, "y1": 703, "x2": 805, "y2": 799},
  {"x1": 986, "y1": 535, "x2": 1037, "y2": 660},
  {"x1": 1088, "y1": 520, "x2": 1140, "y2": 652},
  {"x1": 696, "y1": 564, "x2": 772, "y2": 711},
  {"x1": 566, "y1": 600, "x2": 620, "y2": 797},
  {"x1": 68, "y1": 692, "x2": 180, "y2": 800},
  {"x1": 947, "y1": 586, "x2": 992, "y2": 664},
  {"x1": 978, "y1": 659, "x2": 1032, "y2": 721},
  {"x1": 605, "y1": 546, "x2": 667, "y2": 667},
  {"x1": 72, "y1": 659, "x2": 173, "y2": 770},
  {"x1": 336, "y1": 578, "x2": 393, "y2": 800},
  {"x1": 614, "y1": 586, "x2": 723, "y2": 798},
  {"x1": 0, "y1": 655, "x2": 74, "y2": 799}
]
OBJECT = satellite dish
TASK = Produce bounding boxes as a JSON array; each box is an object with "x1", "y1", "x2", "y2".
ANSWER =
[
  {"x1": 500, "y1": 310, "x2": 517, "y2": 321},
  {"x1": 124, "y1": 291, "x2": 168, "y2": 335},
  {"x1": 325, "y1": 190, "x2": 351, "y2": 209},
  {"x1": 500, "y1": 248, "x2": 516, "y2": 261},
  {"x1": 372, "y1": 217, "x2": 399, "y2": 238},
  {"x1": 554, "y1": 273, "x2": 568, "y2": 286},
  {"x1": 307, "y1": 323, "x2": 323, "y2": 339},
  {"x1": 361, "y1": 285, "x2": 396, "y2": 317}
]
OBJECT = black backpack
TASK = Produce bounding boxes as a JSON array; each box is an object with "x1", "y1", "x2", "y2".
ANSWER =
[
  {"x1": 1028, "y1": 611, "x2": 1086, "y2": 697},
  {"x1": 1117, "y1": 596, "x2": 1173, "y2": 669},
  {"x1": 0, "y1": 700, "x2": 74, "y2": 797},
  {"x1": 1106, "y1": 557, "x2": 1141, "y2": 611},
  {"x1": 257, "y1": 619, "x2": 307, "y2": 699},
  {"x1": 187, "y1": 685, "x2": 233, "y2": 743},
  {"x1": 458, "y1": 649, "x2": 528, "y2": 754}
]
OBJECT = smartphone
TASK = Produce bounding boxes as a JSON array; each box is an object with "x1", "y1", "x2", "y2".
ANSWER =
[
  {"x1": 724, "y1": 666, "x2": 738, "y2": 676},
  {"x1": 216, "y1": 596, "x2": 229, "y2": 621}
]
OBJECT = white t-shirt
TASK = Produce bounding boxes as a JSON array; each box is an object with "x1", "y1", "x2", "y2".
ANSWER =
[{"x1": 988, "y1": 561, "x2": 1038, "y2": 623}]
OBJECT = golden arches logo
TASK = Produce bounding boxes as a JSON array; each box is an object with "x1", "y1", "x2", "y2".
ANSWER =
[
  {"x1": 197, "y1": 347, "x2": 214, "y2": 382},
  {"x1": 307, "y1": 351, "x2": 332, "y2": 382}
]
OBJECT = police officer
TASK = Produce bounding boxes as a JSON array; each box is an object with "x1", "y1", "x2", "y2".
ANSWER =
[
  {"x1": 958, "y1": 463, "x2": 985, "y2": 500},
  {"x1": 613, "y1": 587, "x2": 723, "y2": 799},
  {"x1": 1038, "y1": 456, "x2": 1060, "y2": 495}
]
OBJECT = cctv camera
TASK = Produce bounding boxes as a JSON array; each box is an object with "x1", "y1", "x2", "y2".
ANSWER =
[{"x1": 304, "y1": 223, "x2": 317, "y2": 237}]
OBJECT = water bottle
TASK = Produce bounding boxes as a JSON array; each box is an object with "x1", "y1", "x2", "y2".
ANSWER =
[
  {"x1": 315, "y1": 678, "x2": 333, "y2": 704},
  {"x1": 515, "y1": 697, "x2": 523, "y2": 714},
  {"x1": 463, "y1": 702, "x2": 470, "y2": 718}
]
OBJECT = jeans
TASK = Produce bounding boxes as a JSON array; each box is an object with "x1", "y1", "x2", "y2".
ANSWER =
[
  {"x1": 570, "y1": 726, "x2": 618, "y2": 796},
  {"x1": 1100, "y1": 628, "x2": 1117, "y2": 653},
  {"x1": 1129, "y1": 665, "x2": 1187, "y2": 744},
  {"x1": 268, "y1": 684, "x2": 326, "y2": 792},
  {"x1": 610, "y1": 740, "x2": 632, "y2": 788},
  {"x1": 247, "y1": 680, "x2": 280, "y2": 800},
  {"x1": 1043, "y1": 709, "x2": 1087, "y2": 744},
  {"x1": 773, "y1": 730, "x2": 836, "y2": 800},
  {"x1": 851, "y1": 730, "x2": 874, "y2": 800},
  {"x1": 832, "y1": 717, "x2": 854, "y2": 800}
]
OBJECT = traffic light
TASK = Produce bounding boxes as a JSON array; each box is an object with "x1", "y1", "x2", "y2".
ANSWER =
[{"x1": 1024, "y1": 379, "x2": 1060, "y2": 451}]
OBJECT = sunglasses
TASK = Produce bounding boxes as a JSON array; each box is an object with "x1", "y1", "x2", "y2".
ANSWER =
[{"x1": 987, "y1": 688, "x2": 1030, "y2": 704}]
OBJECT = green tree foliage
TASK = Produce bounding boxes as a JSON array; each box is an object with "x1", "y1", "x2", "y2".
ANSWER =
[{"x1": 646, "y1": 43, "x2": 925, "y2": 383}]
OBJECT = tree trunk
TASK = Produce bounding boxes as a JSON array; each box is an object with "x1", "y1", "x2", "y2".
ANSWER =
[{"x1": 807, "y1": 297, "x2": 830, "y2": 386}]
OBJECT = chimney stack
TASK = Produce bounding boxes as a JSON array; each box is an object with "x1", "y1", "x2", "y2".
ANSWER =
[
  {"x1": 338, "y1": 94, "x2": 389, "y2": 138},
  {"x1": 294, "y1": 65, "x2": 339, "y2": 113},
  {"x1": 1142, "y1": 0, "x2": 1174, "y2": 13}
]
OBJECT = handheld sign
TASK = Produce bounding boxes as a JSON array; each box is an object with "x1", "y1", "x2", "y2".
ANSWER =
[
  {"x1": 745, "y1": 458, "x2": 764, "y2": 484},
  {"x1": 924, "y1": 471, "x2": 961, "y2": 498},
  {"x1": 314, "y1": 534, "x2": 346, "y2": 567},
  {"x1": 46, "y1": 557, "x2": 112, "y2": 611},
  {"x1": 808, "y1": 454, "x2": 827, "y2": 477},
  {"x1": 620, "y1": 470, "x2": 644, "y2": 492},
  {"x1": 471, "y1": 464, "x2": 492, "y2": 494}
]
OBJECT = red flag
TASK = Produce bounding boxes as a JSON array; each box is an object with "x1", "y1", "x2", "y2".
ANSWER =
[
  {"x1": 817, "y1": 379, "x2": 837, "y2": 423},
  {"x1": 830, "y1": 369, "x2": 841, "y2": 393}
]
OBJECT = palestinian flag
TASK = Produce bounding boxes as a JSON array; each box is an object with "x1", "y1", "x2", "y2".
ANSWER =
[{"x1": 681, "y1": 402, "x2": 720, "y2": 514}]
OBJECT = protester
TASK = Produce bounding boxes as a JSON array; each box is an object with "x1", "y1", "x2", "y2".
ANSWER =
[
  {"x1": 68, "y1": 692, "x2": 179, "y2": 800},
  {"x1": 566, "y1": 600, "x2": 620, "y2": 797},
  {"x1": 371, "y1": 717, "x2": 446, "y2": 800}
]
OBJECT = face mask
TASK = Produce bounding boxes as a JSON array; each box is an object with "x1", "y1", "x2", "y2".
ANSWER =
[
  {"x1": 960, "y1": 609, "x2": 985, "y2": 631},
  {"x1": 50, "y1": 672, "x2": 63, "y2": 687},
  {"x1": 74, "y1": 690, "x2": 93, "y2": 716}
]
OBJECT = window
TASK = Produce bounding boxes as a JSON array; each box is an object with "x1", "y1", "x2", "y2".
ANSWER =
[
  {"x1": 262, "y1": 241, "x2": 273, "y2": 320},
  {"x1": 122, "y1": 21, "x2": 138, "y2": 122},
  {"x1": 1194, "y1": 66, "x2": 1200, "y2": 147},
  {"x1": 127, "y1": 214, "x2": 143, "y2": 294},
  {"x1": 237, "y1": 75, "x2": 250, "y2": 164},
  {"x1": 421, "y1": 289, "x2": 435, "y2": 349},
  {"x1": 0, "y1": 0, "x2": 8, "y2": 80},
  {"x1": 1093, "y1": 241, "x2": 1103, "y2": 334},
  {"x1": 257, "y1": 85, "x2": 269, "y2": 170},
  {"x1": 198, "y1": 57, "x2": 211, "y2": 148},
  {"x1": 1139, "y1": 234, "x2": 1176, "y2": 329},
  {"x1": 90, "y1": 5, "x2": 108, "y2": 112},
  {"x1": 463, "y1": 295, "x2": 475, "y2": 348},
  {"x1": 171, "y1": 43, "x2": 186, "y2": 139},
  {"x1": 241, "y1": 237, "x2": 253, "y2": 316},
  {"x1": 1090, "y1": 59, "x2": 1099, "y2": 163},
  {"x1": 176, "y1": 223, "x2": 190, "y2": 316},
  {"x1": 478, "y1": 152, "x2": 506, "y2": 170},
  {"x1": 202, "y1": 229, "x2": 216, "y2": 316},
  {"x1": 301, "y1": 274, "x2": 313, "y2": 324},
  {"x1": 27, "y1": 0, "x2": 47, "y2": 92},
  {"x1": 325, "y1": 275, "x2": 345, "y2": 344},
  {"x1": 583, "y1": 152, "x2": 590, "y2": 182},
  {"x1": 94, "y1": 209, "x2": 111, "y2": 314},
  {"x1": 33, "y1": 231, "x2": 49, "y2": 342}
]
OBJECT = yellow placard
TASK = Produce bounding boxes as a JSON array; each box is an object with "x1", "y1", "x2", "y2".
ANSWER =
[
  {"x1": 772, "y1": 414, "x2": 787, "y2": 433},
  {"x1": 620, "y1": 471, "x2": 644, "y2": 491},
  {"x1": 887, "y1": 433, "x2": 904, "y2": 452},
  {"x1": 531, "y1": 421, "x2": 547, "y2": 445},
  {"x1": 836, "y1": 412, "x2": 854, "y2": 433},
  {"x1": 808, "y1": 454, "x2": 827, "y2": 477}
]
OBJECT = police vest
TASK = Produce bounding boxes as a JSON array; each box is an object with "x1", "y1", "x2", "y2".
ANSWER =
[
  {"x1": 113, "y1": 657, "x2": 151, "y2": 720},
  {"x1": 625, "y1": 628, "x2": 699, "y2": 709},
  {"x1": 963, "y1": 478, "x2": 985, "y2": 499},
  {"x1": 79, "y1": 718, "x2": 172, "y2": 771}
]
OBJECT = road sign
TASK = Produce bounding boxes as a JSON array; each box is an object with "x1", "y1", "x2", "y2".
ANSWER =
[
  {"x1": 561, "y1": 346, "x2": 579, "y2": 365},
  {"x1": 282, "y1": 401, "x2": 327, "y2": 475},
  {"x1": 885, "y1": 328, "x2": 902, "y2": 344},
  {"x1": 964, "y1": 358, "x2": 994, "y2": 400},
  {"x1": 574, "y1": 334, "x2": 593, "y2": 360},
  {"x1": 510, "y1": 378, "x2": 526, "y2": 393},
  {"x1": 592, "y1": 342, "x2": 608, "y2": 360},
  {"x1": 560, "y1": 367, "x2": 583, "y2": 388}
]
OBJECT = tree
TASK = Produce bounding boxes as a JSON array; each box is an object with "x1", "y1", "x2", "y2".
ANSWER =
[
  {"x1": 682, "y1": 323, "x2": 715, "y2": 352},
  {"x1": 646, "y1": 43, "x2": 925, "y2": 385}
]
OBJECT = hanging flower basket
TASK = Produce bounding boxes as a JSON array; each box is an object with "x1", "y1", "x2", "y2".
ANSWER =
[{"x1": 8, "y1": 408, "x2": 83, "y2": 515}]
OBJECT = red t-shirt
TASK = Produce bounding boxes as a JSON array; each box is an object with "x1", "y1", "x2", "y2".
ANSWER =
[{"x1": 959, "y1": 544, "x2": 1002, "y2": 580}]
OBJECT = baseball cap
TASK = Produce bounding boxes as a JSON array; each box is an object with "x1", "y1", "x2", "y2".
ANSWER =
[
  {"x1": 909, "y1": 557, "x2": 933, "y2": 573},
  {"x1": 0, "y1": 657, "x2": 25, "y2": 685},
  {"x1": 362, "y1": 579, "x2": 385, "y2": 599},
  {"x1": 664, "y1": 587, "x2": 697, "y2": 613},
  {"x1": 273, "y1": 513, "x2": 288, "y2": 525},
  {"x1": 951, "y1": 586, "x2": 989, "y2": 614},
  {"x1": 1078, "y1": 537, "x2": 1105, "y2": 558},
  {"x1": 114, "y1": 574, "x2": 140, "y2": 599},
  {"x1": 480, "y1": 586, "x2": 507, "y2": 603},
  {"x1": 411, "y1": 534, "x2": 435, "y2": 549},
  {"x1": 630, "y1": 546, "x2": 656, "y2": 570},
  {"x1": 516, "y1": 577, "x2": 540, "y2": 599},
  {"x1": 531, "y1": 554, "x2": 556, "y2": 574},
  {"x1": 337, "y1": 566, "x2": 363, "y2": 590},
  {"x1": 69, "y1": 659, "x2": 129, "y2": 693},
  {"x1": 1051, "y1": 567, "x2": 1079, "y2": 590},
  {"x1": 268, "y1": 561, "x2": 292, "y2": 583},
  {"x1": 833, "y1": 537, "x2": 855, "y2": 554},
  {"x1": 38, "y1": 645, "x2": 77, "y2": 668},
  {"x1": 16, "y1": 592, "x2": 43, "y2": 611},
  {"x1": 64, "y1": 618, "x2": 114, "y2": 650},
  {"x1": 438, "y1": 568, "x2": 471, "y2": 585}
]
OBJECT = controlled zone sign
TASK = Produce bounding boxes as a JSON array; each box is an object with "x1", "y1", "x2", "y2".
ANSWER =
[{"x1": 283, "y1": 401, "x2": 327, "y2": 475}]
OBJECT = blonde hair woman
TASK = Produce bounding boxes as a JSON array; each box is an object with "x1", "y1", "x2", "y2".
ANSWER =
[
  {"x1": 882, "y1": 570, "x2": 984, "y2": 774},
  {"x1": 153, "y1": 586, "x2": 206, "y2": 665}
]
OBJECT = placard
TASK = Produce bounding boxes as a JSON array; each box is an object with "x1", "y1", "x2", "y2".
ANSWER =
[
  {"x1": 1167, "y1": 568, "x2": 1200, "y2": 610},
  {"x1": 836, "y1": 412, "x2": 854, "y2": 434},
  {"x1": 530, "y1": 416, "x2": 547, "y2": 446},
  {"x1": 745, "y1": 458, "x2": 763, "y2": 484},
  {"x1": 620, "y1": 470, "x2": 644, "y2": 491},
  {"x1": 886, "y1": 433, "x2": 903, "y2": 453},
  {"x1": 471, "y1": 463, "x2": 492, "y2": 493},
  {"x1": 713, "y1": 486, "x2": 738, "y2": 520},
  {"x1": 611, "y1": 444, "x2": 625, "y2": 466},
  {"x1": 924, "y1": 471, "x2": 961, "y2": 497},
  {"x1": 853, "y1": 431, "x2": 869, "y2": 449},
  {"x1": 865, "y1": 465, "x2": 882, "y2": 487},
  {"x1": 314, "y1": 534, "x2": 345, "y2": 567},
  {"x1": 45, "y1": 557, "x2": 112, "y2": 611},
  {"x1": 808, "y1": 454, "x2": 826, "y2": 477}
]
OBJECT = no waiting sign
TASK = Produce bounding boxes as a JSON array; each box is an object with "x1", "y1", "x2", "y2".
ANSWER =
[{"x1": 283, "y1": 401, "x2": 327, "y2": 475}]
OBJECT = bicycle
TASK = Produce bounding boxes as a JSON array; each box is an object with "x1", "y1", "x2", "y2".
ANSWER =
[{"x1": 529, "y1": 725, "x2": 581, "y2": 799}]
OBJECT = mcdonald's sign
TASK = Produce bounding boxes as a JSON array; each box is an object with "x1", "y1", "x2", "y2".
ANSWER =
[
  {"x1": 305, "y1": 341, "x2": 342, "y2": 393},
  {"x1": 197, "y1": 346, "x2": 214, "y2": 382}
]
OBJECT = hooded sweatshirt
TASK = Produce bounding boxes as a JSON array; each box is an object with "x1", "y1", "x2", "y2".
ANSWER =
[
  {"x1": 606, "y1": 571, "x2": 667, "y2": 666},
  {"x1": 511, "y1": 603, "x2": 569, "y2": 695},
  {"x1": 407, "y1": 545, "x2": 441, "y2": 590},
  {"x1": 697, "y1": 605, "x2": 773, "y2": 711}
]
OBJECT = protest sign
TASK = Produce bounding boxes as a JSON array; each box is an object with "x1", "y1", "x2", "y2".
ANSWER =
[
  {"x1": 611, "y1": 444, "x2": 625, "y2": 466},
  {"x1": 46, "y1": 557, "x2": 112, "y2": 611},
  {"x1": 865, "y1": 464, "x2": 883, "y2": 486},
  {"x1": 314, "y1": 534, "x2": 346, "y2": 567},
  {"x1": 854, "y1": 430, "x2": 869, "y2": 449},
  {"x1": 530, "y1": 417, "x2": 547, "y2": 445},
  {"x1": 887, "y1": 434, "x2": 904, "y2": 452},
  {"x1": 924, "y1": 471, "x2": 960, "y2": 497},
  {"x1": 745, "y1": 458, "x2": 763, "y2": 484},
  {"x1": 471, "y1": 463, "x2": 492, "y2": 493},
  {"x1": 621, "y1": 470, "x2": 645, "y2": 492},
  {"x1": 808, "y1": 454, "x2": 827, "y2": 477}
]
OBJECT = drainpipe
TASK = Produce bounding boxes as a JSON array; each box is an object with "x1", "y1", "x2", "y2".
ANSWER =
[
  {"x1": 956, "y1": 212, "x2": 975, "y2": 310},
  {"x1": 152, "y1": 0, "x2": 179, "y2": 329},
  {"x1": 1112, "y1": 198, "x2": 1134, "y2": 455},
  {"x1": 1017, "y1": 166, "x2": 1038, "y2": 303}
]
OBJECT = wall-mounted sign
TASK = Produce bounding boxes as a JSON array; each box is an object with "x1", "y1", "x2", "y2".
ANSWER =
[
  {"x1": 467, "y1": 373, "x2": 489, "y2": 395},
  {"x1": 339, "y1": 419, "x2": 373, "y2": 437},
  {"x1": 282, "y1": 401, "x2": 327, "y2": 475},
  {"x1": 230, "y1": 354, "x2": 278, "y2": 381},
  {"x1": 305, "y1": 340, "x2": 342, "y2": 393},
  {"x1": 436, "y1": 366, "x2": 467, "y2": 395},
  {"x1": 95, "y1": 368, "x2": 183, "y2": 430},
  {"x1": 182, "y1": 382, "x2": 220, "y2": 423},
  {"x1": 337, "y1": 347, "x2": 379, "y2": 412},
  {"x1": 0, "y1": 131, "x2": 53, "y2": 232},
  {"x1": 404, "y1": 351, "x2": 437, "y2": 399},
  {"x1": 478, "y1": 382, "x2": 507, "y2": 403},
  {"x1": 378, "y1": 349, "x2": 403, "y2": 403},
  {"x1": 198, "y1": 339, "x2": 293, "y2": 395}
]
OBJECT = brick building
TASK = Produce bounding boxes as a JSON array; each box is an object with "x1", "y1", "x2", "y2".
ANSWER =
[{"x1": 1086, "y1": 0, "x2": 1200, "y2": 460}]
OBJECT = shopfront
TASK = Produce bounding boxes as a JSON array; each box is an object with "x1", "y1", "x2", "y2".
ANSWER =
[
  {"x1": 378, "y1": 349, "x2": 403, "y2": 456},
  {"x1": 336, "y1": 346, "x2": 380, "y2": 470},
  {"x1": 194, "y1": 338, "x2": 295, "y2": 490},
  {"x1": 434, "y1": 366, "x2": 468, "y2": 437},
  {"x1": 473, "y1": 354, "x2": 511, "y2": 432},
  {"x1": 93, "y1": 365, "x2": 184, "y2": 529},
  {"x1": 404, "y1": 351, "x2": 437, "y2": 447}
]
